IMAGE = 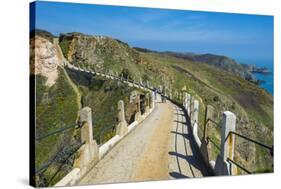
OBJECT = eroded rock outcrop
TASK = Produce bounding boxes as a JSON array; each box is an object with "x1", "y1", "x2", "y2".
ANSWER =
[{"x1": 30, "y1": 36, "x2": 59, "y2": 86}]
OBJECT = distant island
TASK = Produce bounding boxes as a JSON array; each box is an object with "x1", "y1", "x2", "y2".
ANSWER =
[{"x1": 241, "y1": 64, "x2": 271, "y2": 74}]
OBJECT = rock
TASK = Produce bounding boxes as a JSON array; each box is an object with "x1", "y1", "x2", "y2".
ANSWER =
[{"x1": 30, "y1": 36, "x2": 59, "y2": 86}]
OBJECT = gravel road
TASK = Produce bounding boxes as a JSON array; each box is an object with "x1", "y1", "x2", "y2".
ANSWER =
[{"x1": 78, "y1": 101, "x2": 208, "y2": 186}]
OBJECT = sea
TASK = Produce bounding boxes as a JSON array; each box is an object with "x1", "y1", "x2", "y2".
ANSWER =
[{"x1": 239, "y1": 59, "x2": 274, "y2": 96}]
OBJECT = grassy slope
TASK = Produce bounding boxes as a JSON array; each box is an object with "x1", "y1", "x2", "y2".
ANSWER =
[
  {"x1": 35, "y1": 67, "x2": 79, "y2": 185},
  {"x1": 58, "y1": 33, "x2": 273, "y2": 173},
  {"x1": 140, "y1": 52, "x2": 273, "y2": 172},
  {"x1": 66, "y1": 68, "x2": 145, "y2": 144}
]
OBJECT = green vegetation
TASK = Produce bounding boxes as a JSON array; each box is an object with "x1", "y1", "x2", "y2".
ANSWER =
[
  {"x1": 58, "y1": 33, "x2": 273, "y2": 174},
  {"x1": 34, "y1": 30, "x2": 273, "y2": 187},
  {"x1": 58, "y1": 34, "x2": 72, "y2": 59},
  {"x1": 35, "y1": 68, "x2": 79, "y2": 186},
  {"x1": 66, "y1": 68, "x2": 145, "y2": 144}
]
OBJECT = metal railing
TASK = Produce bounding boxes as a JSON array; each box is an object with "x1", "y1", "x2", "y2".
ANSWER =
[
  {"x1": 227, "y1": 158, "x2": 251, "y2": 174},
  {"x1": 205, "y1": 118, "x2": 221, "y2": 128},
  {"x1": 206, "y1": 136, "x2": 221, "y2": 151},
  {"x1": 205, "y1": 115, "x2": 273, "y2": 174},
  {"x1": 35, "y1": 122, "x2": 83, "y2": 187},
  {"x1": 228, "y1": 131, "x2": 273, "y2": 153},
  {"x1": 36, "y1": 124, "x2": 78, "y2": 141}
]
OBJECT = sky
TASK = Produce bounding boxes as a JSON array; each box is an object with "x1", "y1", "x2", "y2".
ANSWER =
[{"x1": 32, "y1": 1, "x2": 274, "y2": 63}]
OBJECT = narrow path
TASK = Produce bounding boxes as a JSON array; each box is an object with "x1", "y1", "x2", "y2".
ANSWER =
[
  {"x1": 78, "y1": 101, "x2": 208, "y2": 186},
  {"x1": 78, "y1": 102, "x2": 174, "y2": 185},
  {"x1": 168, "y1": 105, "x2": 208, "y2": 178},
  {"x1": 54, "y1": 39, "x2": 82, "y2": 110}
]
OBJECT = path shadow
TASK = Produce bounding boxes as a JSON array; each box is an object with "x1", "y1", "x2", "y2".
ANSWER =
[
  {"x1": 169, "y1": 171, "x2": 189, "y2": 179},
  {"x1": 170, "y1": 105, "x2": 210, "y2": 176},
  {"x1": 170, "y1": 131, "x2": 189, "y2": 139},
  {"x1": 173, "y1": 120, "x2": 188, "y2": 125},
  {"x1": 168, "y1": 151, "x2": 207, "y2": 172}
]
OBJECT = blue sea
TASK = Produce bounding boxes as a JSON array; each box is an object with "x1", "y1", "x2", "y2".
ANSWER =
[{"x1": 239, "y1": 59, "x2": 274, "y2": 95}]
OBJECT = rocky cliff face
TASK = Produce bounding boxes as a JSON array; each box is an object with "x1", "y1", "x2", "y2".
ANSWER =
[
  {"x1": 59, "y1": 33, "x2": 147, "y2": 72},
  {"x1": 30, "y1": 35, "x2": 59, "y2": 86}
]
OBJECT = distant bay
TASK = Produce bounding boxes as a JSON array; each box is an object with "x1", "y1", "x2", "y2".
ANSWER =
[{"x1": 240, "y1": 59, "x2": 273, "y2": 95}]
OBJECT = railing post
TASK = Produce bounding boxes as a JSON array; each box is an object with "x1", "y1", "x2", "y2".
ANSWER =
[
  {"x1": 134, "y1": 95, "x2": 141, "y2": 121},
  {"x1": 203, "y1": 105, "x2": 214, "y2": 140},
  {"x1": 74, "y1": 107, "x2": 99, "y2": 174},
  {"x1": 145, "y1": 93, "x2": 150, "y2": 113},
  {"x1": 183, "y1": 92, "x2": 187, "y2": 107},
  {"x1": 116, "y1": 100, "x2": 128, "y2": 136},
  {"x1": 79, "y1": 107, "x2": 93, "y2": 144},
  {"x1": 190, "y1": 98, "x2": 198, "y2": 126},
  {"x1": 150, "y1": 91, "x2": 155, "y2": 109},
  {"x1": 215, "y1": 111, "x2": 236, "y2": 175},
  {"x1": 183, "y1": 92, "x2": 191, "y2": 114},
  {"x1": 192, "y1": 100, "x2": 201, "y2": 147},
  {"x1": 187, "y1": 93, "x2": 191, "y2": 115},
  {"x1": 221, "y1": 111, "x2": 236, "y2": 163},
  {"x1": 189, "y1": 96, "x2": 194, "y2": 118},
  {"x1": 179, "y1": 91, "x2": 182, "y2": 102}
]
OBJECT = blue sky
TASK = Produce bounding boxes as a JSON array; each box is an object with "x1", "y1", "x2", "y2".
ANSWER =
[{"x1": 33, "y1": 1, "x2": 274, "y2": 62}]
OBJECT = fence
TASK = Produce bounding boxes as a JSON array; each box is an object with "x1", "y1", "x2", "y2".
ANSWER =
[
  {"x1": 35, "y1": 121, "x2": 84, "y2": 186},
  {"x1": 179, "y1": 91, "x2": 273, "y2": 176}
]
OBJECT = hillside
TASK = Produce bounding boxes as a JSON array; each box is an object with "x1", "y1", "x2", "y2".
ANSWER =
[
  {"x1": 31, "y1": 31, "x2": 146, "y2": 186},
  {"x1": 32, "y1": 30, "x2": 273, "y2": 186},
  {"x1": 59, "y1": 32, "x2": 273, "y2": 173},
  {"x1": 134, "y1": 48, "x2": 256, "y2": 82}
]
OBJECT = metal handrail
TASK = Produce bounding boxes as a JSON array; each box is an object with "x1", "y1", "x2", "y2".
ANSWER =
[
  {"x1": 205, "y1": 118, "x2": 221, "y2": 128},
  {"x1": 228, "y1": 131, "x2": 273, "y2": 154},
  {"x1": 206, "y1": 136, "x2": 221, "y2": 151},
  {"x1": 46, "y1": 141, "x2": 85, "y2": 186},
  {"x1": 35, "y1": 141, "x2": 84, "y2": 175},
  {"x1": 227, "y1": 158, "x2": 251, "y2": 174},
  {"x1": 36, "y1": 124, "x2": 78, "y2": 141}
]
